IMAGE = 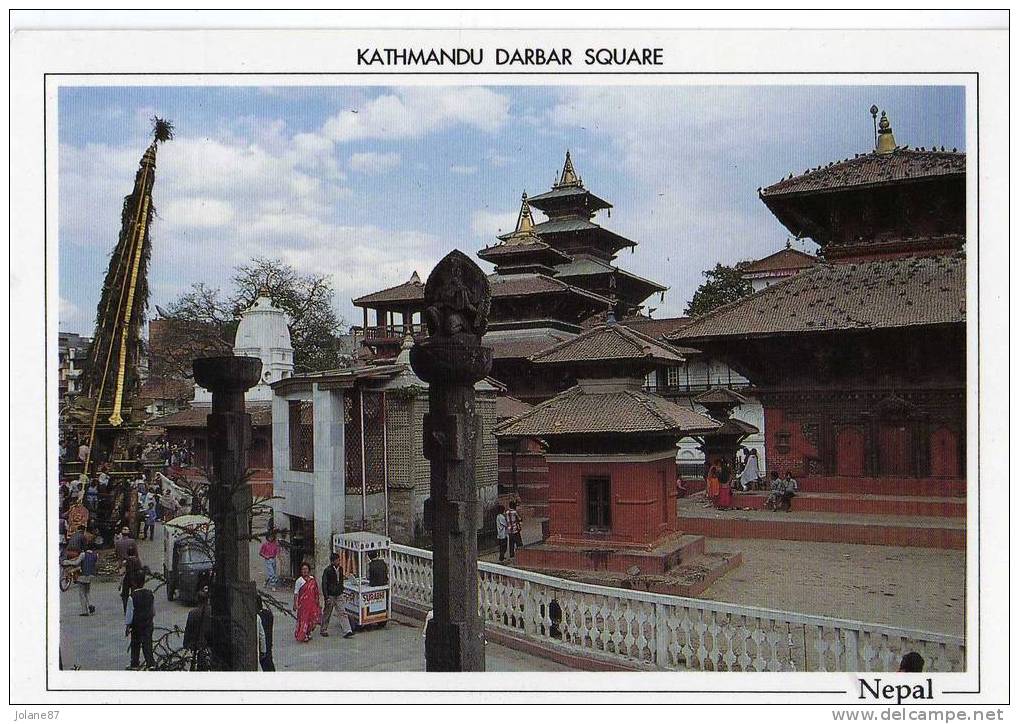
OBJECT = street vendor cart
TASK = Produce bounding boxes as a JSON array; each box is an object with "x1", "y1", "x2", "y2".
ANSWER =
[{"x1": 332, "y1": 531, "x2": 391, "y2": 628}]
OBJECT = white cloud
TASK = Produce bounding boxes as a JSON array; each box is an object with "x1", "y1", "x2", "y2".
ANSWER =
[
  {"x1": 485, "y1": 149, "x2": 513, "y2": 167},
  {"x1": 163, "y1": 197, "x2": 235, "y2": 228},
  {"x1": 321, "y1": 87, "x2": 511, "y2": 143},
  {"x1": 449, "y1": 164, "x2": 477, "y2": 175},
  {"x1": 470, "y1": 209, "x2": 518, "y2": 238},
  {"x1": 348, "y1": 151, "x2": 400, "y2": 174}
]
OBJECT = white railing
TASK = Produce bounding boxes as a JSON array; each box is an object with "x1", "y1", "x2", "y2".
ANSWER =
[{"x1": 390, "y1": 543, "x2": 965, "y2": 673}]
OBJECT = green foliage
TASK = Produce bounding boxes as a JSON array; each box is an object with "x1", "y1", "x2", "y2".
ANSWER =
[
  {"x1": 164, "y1": 258, "x2": 346, "y2": 374},
  {"x1": 684, "y1": 261, "x2": 755, "y2": 317}
]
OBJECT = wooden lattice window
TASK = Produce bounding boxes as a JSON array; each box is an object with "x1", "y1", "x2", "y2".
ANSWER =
[
  {"x1": 288, "y1": 399, "x2": 314, "y2": 472},
  {"x1": 585, "y1": 476, "x2": 612, "y2": 532}
]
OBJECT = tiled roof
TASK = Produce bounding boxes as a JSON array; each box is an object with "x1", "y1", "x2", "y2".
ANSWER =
[
  {"x1": 485, "y1": 330, "x2": 575, "y2": 360},
  {"x1": 489, "y1": 273, "x2": 613, "y2": 305},
  {"x1": 149, "y1": 402, "x2": 273, "y2": 429},
  {"x1": 742, "y1": 247, "x2": 819, "y2": 274},
  {"x1": 693, "y1": 387, "x2": 748, "y2": 406},
  {"x1": 526, "y1": 185, "x2": 612, "y2": 211},
  {"x1": 354, "y1": 269, "x2": 613, "y2": 309},
  {"x1": 530, "y1": 323, "x2": 685, "y2": 365},
  {"x1": 761, "y1": 148, "x2": 965, "y2": 198},
  {"x1": 618, "y1": 315, "x2": 694, "y2": 341},
  {"x1": 494, "y1": 385, "x2": 720, "y2": 438},
  {"x1": 670, "y1": 254, "x2": 966, "y2": 341},
  {"x1": 352, "y1": 279, "x2": 425, "y2": 307},
  {"x1": 477, "y1": 239, "x2": 571, "y2": 264},
  {"x1": 496, "y1": 395, "x2": 533, "y2": 421},
  {"x1": 555, "y1": 256, "x2": 668, "y2": 292},
  {"x1": 138, "y1": 377, "x2": 194, "y2": 401}
]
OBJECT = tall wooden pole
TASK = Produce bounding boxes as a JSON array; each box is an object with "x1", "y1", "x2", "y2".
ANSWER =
[
  {"x1": 193, "y1": 355, "x2": 261, "y2": 671},
  {"x1": 410, "y1": 250, "x2": 492, "y2": 672}
]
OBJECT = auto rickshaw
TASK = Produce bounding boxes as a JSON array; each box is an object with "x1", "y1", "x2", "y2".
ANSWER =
[{"x1": 163, "y1": 514, "x2": 214, "y2": 604}]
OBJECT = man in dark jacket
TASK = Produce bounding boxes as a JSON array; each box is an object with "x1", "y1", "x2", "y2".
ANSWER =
[
  {"x1": 183, "y1": 587, "x2": 212, "y2": 671},
  {"x1": 320, "y1": 553, "x2": 354, "y2": 638},
  {"x1": 368, "y1": 550, "x2": 389, "y2": 587},
  {"x1": 124, "y1": 574, "x2": 156, "y2": 670}
]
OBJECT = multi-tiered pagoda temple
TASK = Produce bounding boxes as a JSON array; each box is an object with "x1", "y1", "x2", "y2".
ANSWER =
[
  {"x1": 353, "y1": 151, "x2": 668, "y2": 403},
  {"x1": 671, "y1": 112, "x2": 966, "y2": 494}
]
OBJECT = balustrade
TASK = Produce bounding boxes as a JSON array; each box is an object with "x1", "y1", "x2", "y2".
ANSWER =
[{"x1": 390, "y1": 543, "x2": 965, "y2": 673}]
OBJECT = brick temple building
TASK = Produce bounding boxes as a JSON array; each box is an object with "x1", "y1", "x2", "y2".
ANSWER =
[
  {"x1": 494, "y1": 322, "x2": 726, "y2": 577},
  {"x1": 671, "y1": 112, "x2": 966, "y2": 498}
]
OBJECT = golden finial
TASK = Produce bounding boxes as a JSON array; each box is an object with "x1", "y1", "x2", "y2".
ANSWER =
[
  {"x1": 557, "y1": 149, "x2": 581, "y2": 187},
  {"x1": 876, "y1": 110, "x2": 897, "y2": 155},
  {"x1": 508, "y1": 192, "x2": 535, "y2": 242}
]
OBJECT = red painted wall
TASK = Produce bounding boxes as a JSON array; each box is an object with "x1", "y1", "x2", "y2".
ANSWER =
[
  {"x1": 547, "y1": 457, "x2": 676, "y2": 546},
  {"x1": 763, "y1": 407, "x2": 818, "y2": 478}
]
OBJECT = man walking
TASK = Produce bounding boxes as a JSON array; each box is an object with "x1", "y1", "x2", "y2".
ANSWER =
[
  {"x1": 125, "y1": 574, "x2": 156, "y2": 670},
  {"x1": 61, "y1": 546, "x2": 97, "y2": 616},
  {"x1": 259, "y1": 531, "x2": 280, "y2": 589},
  {"x1": 320, "y1": 552, "x2": 354, "y2": 639},
  {"x1": 495, "y1": 504, "x2": 508, "y2": 562}
]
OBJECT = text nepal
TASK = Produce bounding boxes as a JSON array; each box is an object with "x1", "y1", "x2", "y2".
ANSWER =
[{"x1": 356, "y1": 47, "x2": 664, "y2": 67}]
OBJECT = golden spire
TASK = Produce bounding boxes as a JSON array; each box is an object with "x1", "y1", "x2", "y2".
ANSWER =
[
  {"x1": 876, "y1": 110, "x2": 897, "y2": 155},
  {"x1": 511, "y1": 191, "x2": 535, "y2": 238},
  {"x1": 556, "y1": 149, "x2": 581, "y2": 187}
]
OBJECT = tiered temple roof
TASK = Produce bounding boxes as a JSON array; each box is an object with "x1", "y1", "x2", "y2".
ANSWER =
[
  {"x1": 494, "y1": 384, "x2": 720, "y2": 438},
  {"x1": 487, "y1": 151, "x2": 666, "y2": 315},
  {"x1": 671, "y1": 254, "x2": 965, "y2": 342},
  {"x1": 757, "y1": 113, "x2": 965, "y2": 260},
  {"x1": 529, "y1": 322, "x2": 684, "y2": 366},
  {"x1": 495, "y1": 321, "x2": 718, "y2": 440},
  {"x1": 741, "y1": 246, "x2": 819, "y2": 276}
]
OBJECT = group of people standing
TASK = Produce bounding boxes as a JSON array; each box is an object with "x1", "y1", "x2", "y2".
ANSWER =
[
  {"x1": 495, "y1": 501, "x2": 524, "y2": 562},
  {"x1": 703, "y1": 448, "x2": 799, "y2": 512},
  {"x1": 292, "y1": 554, "x2": 357, "y2": 643}
]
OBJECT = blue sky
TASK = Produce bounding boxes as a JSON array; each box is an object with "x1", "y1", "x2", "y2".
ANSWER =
[{"x1": 58, "y1": 84, "x2": 965, "y2": 335}]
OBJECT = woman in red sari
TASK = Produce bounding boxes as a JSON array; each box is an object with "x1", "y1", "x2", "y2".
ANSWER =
[{"x1": 292, "y1": 561, "x2": 322, "y2": 642}]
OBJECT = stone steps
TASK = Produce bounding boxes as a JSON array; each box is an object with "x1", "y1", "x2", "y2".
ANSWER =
[
  {"x1": 799, "y1": 475, "x2": 965, "y2": 497},
  {"x1": 731, "y1": 491, "x2": 966, "y2": 517},
  {"x1": 677, "y1": 508, "x2": 964, "y2": 550}
]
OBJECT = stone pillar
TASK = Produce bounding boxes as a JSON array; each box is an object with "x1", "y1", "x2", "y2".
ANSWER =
[
  {"x1": 410, "y1": 250, "x2": 492, "y2": 672},
  {"x1": 312, "y1": 383, "x2": 345, "y2": 569},
  {"x1": 192, "y1": 355, "x2": 261, "y2": 672}
]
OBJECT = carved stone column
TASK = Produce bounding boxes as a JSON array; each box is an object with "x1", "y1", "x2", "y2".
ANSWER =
[
  {"x1": 193, "y1": 355, "x2": 261, "y2": 671},
  {"x1": 410, "y1": 250, "x2": 492, "y2": 672}
]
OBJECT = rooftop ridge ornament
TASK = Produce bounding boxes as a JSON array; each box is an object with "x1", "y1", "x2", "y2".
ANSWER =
[
  {"x1": 506, "y1": 191, "x2": 536, "y2": 243},
  {"x1": 876, "y1": 110, "x2": 897, "y2": 155},
  {"x1": 554, "y1": 149, "x2": 583, "y2": 188}
]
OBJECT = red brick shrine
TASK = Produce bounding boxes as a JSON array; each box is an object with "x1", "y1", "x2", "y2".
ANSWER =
[{"x1": 494, "y1": 322, "x2": 723, "y2": 575}]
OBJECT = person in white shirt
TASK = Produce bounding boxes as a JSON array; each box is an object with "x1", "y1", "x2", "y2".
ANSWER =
[{"x1": 495, "y1": 505, "x2": 508, "y2": 562}]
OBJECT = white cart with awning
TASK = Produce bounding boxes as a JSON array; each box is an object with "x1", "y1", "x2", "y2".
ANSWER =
[{"x1": 332, "y1": 531, "x2": 392, "y2": 628}]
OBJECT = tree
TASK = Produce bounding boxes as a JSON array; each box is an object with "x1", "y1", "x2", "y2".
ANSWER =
[
  {"x1": 158, "y1": 258, "x2": 345, "y2": 377},
  {"x1": 230, "y1": 257, "x2": 344, "y2": 373},
  {"x1": 684, "y1": 261, "x2": 754, "y2": 317}
]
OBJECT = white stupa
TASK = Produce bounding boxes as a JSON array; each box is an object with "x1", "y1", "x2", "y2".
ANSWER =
[{"x1": 192, "y1": 294, "x2": 294, "y2": 405}]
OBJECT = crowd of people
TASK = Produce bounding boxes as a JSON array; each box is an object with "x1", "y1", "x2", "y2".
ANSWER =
[{"x1": 700, "y1": 447, "x2": 799, "y2": 512}]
